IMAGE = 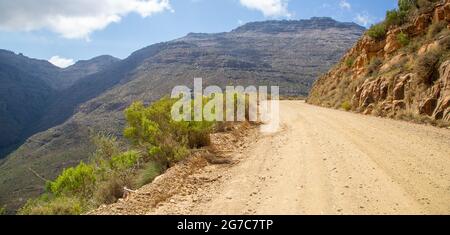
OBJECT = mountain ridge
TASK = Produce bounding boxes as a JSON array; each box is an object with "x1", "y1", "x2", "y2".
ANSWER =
[
  {"x1": 0, "y1": 18, "x2": 365, "y2": 212},
  {"x1": 0, "y1": 51, "x2": 120, "y2": 159},
  {"x1": 232, "y1": 17, "x2": 365, "y2": 33}
]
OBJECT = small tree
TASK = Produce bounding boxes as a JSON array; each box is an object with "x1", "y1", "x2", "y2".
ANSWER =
[
  {"x1": 345, "y1": 56, "x2": 355, "y2": 68},
  {"x1": 385, "y1": 9, "x2": 408, "y2": 27},
  {"x1": 48, "y1": 162, "x2": 97, "y2": 198},
  {"x1": 367, "y1": 23, "x2": 387, "y2": 41},
  {"x1": 398, "y1": 0, "x2": 416, "y2": 12},
  {"x1": 124, "y1": 98, "x2": 214, "y2": 166},
  {"x1": 397, "y1": 32, "x2": 410, "y2": 47},
  {"x1": 110, "y1": 150, "x2": 142, "y2": 171}
]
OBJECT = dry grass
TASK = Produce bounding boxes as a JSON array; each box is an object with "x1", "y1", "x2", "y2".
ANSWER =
[
  {"x1": 94, "y1": 172, "x2": 134, "y2": 205},
  {"x1": 395, "y1": 110, "x2": 450, "y2": 128},
  {"x1": 135, "y1": 161, "x2": 164, "y2": 188},
  {"x1": 427, "y1": 21, "x2": 447, "y2": 40},
  {"x1": 414, "y1": 49, "x2": 441, "y2": 85},
  {"x1": 367, "y1": 57, "x2": 383, "y2": 76},
  {"x1": 18, "y1": 196, "x2": 86, "y2": 215}
]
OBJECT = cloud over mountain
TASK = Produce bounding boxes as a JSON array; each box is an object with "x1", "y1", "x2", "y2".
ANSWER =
[
  {"x1": 239, "y1": 0, "x2": 291, "y2": 18},
  {"x1": 48, "y1": 55, "x2": 75, "y2": 68},
  {"x1": 339, "y1": 0, "x2": 351, "y2": 10}
]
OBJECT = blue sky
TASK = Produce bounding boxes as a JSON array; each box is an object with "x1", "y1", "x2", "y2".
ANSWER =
[{"x1": 0, "y1": 0, "x2": 397, "y2": 67}]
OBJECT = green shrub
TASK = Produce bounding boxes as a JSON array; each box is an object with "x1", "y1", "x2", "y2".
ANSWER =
[
  {"x1": 345, "y1": 57, "x2": 355, "y2": 68},
  {"x1": 367, "y1": 0, "x2": 418, "y2": 41},
  {"x1": 416, "y1": 0, "x2": 433, "y2": 9},
  {"x1": 397, "y1": 32, "x2": 410, "y2": 47},
  {"x1": 398, "y1": 0, "x2": 416, "y2": 12},
  {"x1": 367, "y1": 23, "x2": 387, "y2": 41},
  {"x1": 18, "y1": 196, "x2": 85, "y2": 215},
  {"x1": 124, "y1": 98, "x2": 214, "y2": 165},
  {"x1": 136, "y1": 162, "x2": 163, "y2": 187},
  {"x1": 385, "y1": 10, "x2": 408, "y2": 27},
  {"x1": 415, "y1": 49, "x2": 441, "y2": 84},
  {"x1": 90, "y1": 133, "x2": 122, "y2": 173},
  {"x1": 341, "y1": 101, "x2": 352, "y2": 111},
  {"x1": 91, "y1": 133, "x2": 121, "y2": 161},
  {"x1": 0, "y1": 206, "x2": 5, "y2": 215},
  {"x1": 48, "y1": 162, "x2": 96, "y2": 198},
  {"x1": 21, "y1": 96, "x2": 220, "y2": 214},
  {"x1": 110, "y1": 150, "x2": 142, "y2": 171}
]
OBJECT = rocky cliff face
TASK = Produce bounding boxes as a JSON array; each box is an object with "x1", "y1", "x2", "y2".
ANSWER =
[
  {"x1": 0, "y1": 18, "x2": 364, "y2": 212},
  {"x1": 309, "y1": 0, "x2": 450, "y2": 125}
]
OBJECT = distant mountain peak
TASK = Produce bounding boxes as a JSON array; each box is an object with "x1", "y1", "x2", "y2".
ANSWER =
[
  {"x1": 232, "y1": 17, "x2": 365, "y2": 34},
  {"x1": 0, "y1": 16, "x2": 366, "y2": 212},
  {"x1": 0, "y1": 49, "x2": 15, "y2": 55},
  {"x1": 66, "y1": 55, "x2": 120, "y2": 70},
  {"x1": 309, "y1": 16, "x2": 336, "y2": 21}
]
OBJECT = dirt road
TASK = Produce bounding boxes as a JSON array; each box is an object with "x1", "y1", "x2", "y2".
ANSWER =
[{"x1": 95, "y1": 101, "x2": 450, "y2": 215}]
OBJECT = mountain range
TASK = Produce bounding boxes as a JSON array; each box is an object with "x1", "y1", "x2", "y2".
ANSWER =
[
  {"x1": 0, "y1": 51, "x2": 119, "y2": 158},
  {"x1": 0, "y1": 17, "x2": 365, "y2": 211}
]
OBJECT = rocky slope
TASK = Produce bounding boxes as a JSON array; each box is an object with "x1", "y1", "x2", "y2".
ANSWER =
[
  {"x1": 56, "y1": 55, "x2": 121, "y2": 89},
  {"x1": 309, "y1": 0, "x2": 450, "y2": 125},
  {"x1": 0, "y1": 51, "x2": 119, "y2": 158},
  {"x1": 0, "y1": 52, "x2": 56, "y2": 157},
  {"x1": 0, "y1": 18, "x2": 364, "y2": 212}
]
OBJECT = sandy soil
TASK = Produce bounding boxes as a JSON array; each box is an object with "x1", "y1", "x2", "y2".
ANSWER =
[{"x1": 94, "y1": 101, "x2": 450, "y2": 215}]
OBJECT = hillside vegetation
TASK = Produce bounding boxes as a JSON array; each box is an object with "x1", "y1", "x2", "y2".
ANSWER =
[
  {"x1": 0, "y1": 18, "x2": 364, "y2": 212},
  {"x1": 309, "y1": 0, "x2": 450, "y2": 127},
  {"x1": 18, "y1": 93, "x2": 254, "y2": 215},
  {"x1": 18, "y1": 98, "x2": 217, "y2": 215}
]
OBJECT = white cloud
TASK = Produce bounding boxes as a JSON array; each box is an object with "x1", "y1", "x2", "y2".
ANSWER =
[
  {"x1": 49, "y1": 56, "x2": 75, "y2": 68},
  {"x1": 355, "y1": 12, "x2": 375, "y2": 27},
  {"x1": 0, "y1": 0, "x2": 173, "y2": 40},
  {"x1": 239, "y1": 0, "x2": 291, "y2": 18},
  {"x1": 339, "y1": 0, "x2": 351, "y2": 10}
]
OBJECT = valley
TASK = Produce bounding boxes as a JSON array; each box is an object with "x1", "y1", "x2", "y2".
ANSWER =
[
  {"x1": 1, "y1": 0, "x2": 449, "y2": 215},
  {"x1": 0, "y1": 18, "x2": 364, "y2": 212}
]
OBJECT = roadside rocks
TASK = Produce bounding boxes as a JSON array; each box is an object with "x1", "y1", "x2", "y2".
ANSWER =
[
  {"x1": 434, "y1": 0, "x2": 450, "y2": 23},
  {"x1": 352, "y1": 75, "x2": 394, "y2": 110},
  {"x1": 380, "y1": 53, "x2": 407, "y2": 72},
  {"x1": 384, "y1": 29, "x2": 401, "y2": 55},
  {"x1": 308, "y1": 1, "x2": 450, "y2": 124},
  {"x1": 351, "y1": 61, "x2": 449, "y2": 121},
  {"x1": 393, "y1": 73, "x2": 413, "y2": 101},
  {"x1": 433, "y1": 60, "x2": 450, "y2": 120},
  {"x1": 418, "y1": 41, "x2": 440, "y2": 56},
  {"x1": 415, "y1": 13, "x2": 432, "y2": 34}
]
